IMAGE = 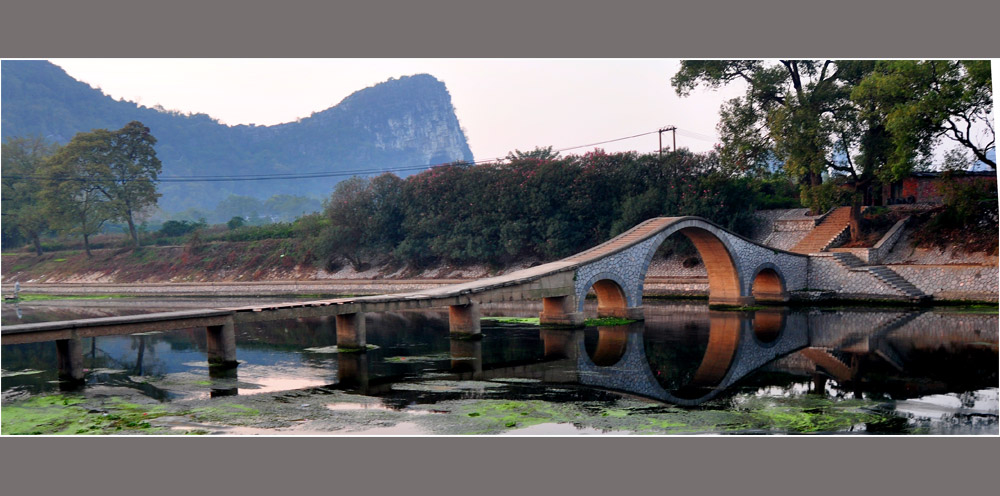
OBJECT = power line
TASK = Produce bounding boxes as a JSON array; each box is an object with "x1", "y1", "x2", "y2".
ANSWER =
[
  {"x1": 675, "y1": 128, "x2": 719, "y2": 142},
  {"x1": 552, "y1": 130, "x2": 659, "y2": 154},
  {"x1": 4, "y1": 129, "x2": 664, "y2": 184}
]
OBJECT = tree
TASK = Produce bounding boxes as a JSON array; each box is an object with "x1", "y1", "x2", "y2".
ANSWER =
[
  {"x1": 321, "y1": 176, "x2": 374, "y2": 270},
  {"x1": 36, "y1": 122, "x2": 162, "y2": 250},
  {"x1": 43, "y1": 132, "x2": 115, "y2": 257},
  {"x1": 673, "y1": 60, "x2": 864, "y2": 186},
  {"x1": 853, "y1": 60, "x2": 994, "y2": 171},
  {"x1": 262, "y1": 194, "x2": 322, "y2": 222},
  {"x1": 674, "y1": 61, "x2": 876, "y2": 239},
  {"x1": 505, "y1": 146, "x2": 560, "y2": 161},
  {"x1": 101, "y1": 121, "x2": 162, "y2": 247},
  {"x1": 672, "y1": 60, "x2": 949, "y2": 241},
  {"x1": 227, "y1": 216, "x2": 246, "y2": 230},
  {"x1": 1, "y1": 136, "x2": 58, "y2": 255}
]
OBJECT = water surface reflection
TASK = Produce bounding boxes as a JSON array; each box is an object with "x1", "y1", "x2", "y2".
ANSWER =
[{"x1": 2, "y1": 299, "x2": 996, "y2": 434}]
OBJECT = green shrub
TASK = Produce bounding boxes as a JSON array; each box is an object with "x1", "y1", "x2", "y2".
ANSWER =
[{"x1": 226, "y1": 217, "x2": 246, "y2": 230}]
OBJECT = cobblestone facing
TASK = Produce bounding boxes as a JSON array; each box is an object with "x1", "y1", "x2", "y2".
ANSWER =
[
  {"x1": 572, "y1": 219, "x2": 809, "y2": 310},
  {"x1": 807, "y1": 256, "x2": 903, "y2": 297},
  {"x1": 806, "y1": 309, "x2": 913, "y2": 348},
  {"x1": 891, "y1": 265, "x2": 999, "y2": 301},
  {"x1": 748, "y1": 209, "x2": 787, "y2": 241},
  {"x1": 762, "y1": 230, "x2": 809, "y2": 251},
  {"x1": 888, "y1": 312, "x2": 998, "y2": 346},
  {"x1": 574, "y1": 237, "x2": 659, "y2": 311},
  {"x1": 576, "y1": 317, "x2": 809, "y2": 406},
  {"x1": 808, "y1": 254, "x2": 998, "y2": 301}
]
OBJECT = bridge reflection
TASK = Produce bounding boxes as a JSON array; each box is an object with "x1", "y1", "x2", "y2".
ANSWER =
[
  {"x1": 331, "y1": 307, "x2": 996, "y2": 407},
  {"x1": 4, "y1": 303, "x2": 995, "y2": 406}
]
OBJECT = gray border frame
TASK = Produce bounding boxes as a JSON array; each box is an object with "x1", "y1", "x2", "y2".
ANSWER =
[{"x1": 2, "y1": 0, "x2": 997, "y2": 495}]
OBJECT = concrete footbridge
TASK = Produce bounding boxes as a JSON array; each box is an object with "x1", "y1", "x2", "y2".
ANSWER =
[{"x1": 1, "y1": 216, "x2": 809, "y2": 383}]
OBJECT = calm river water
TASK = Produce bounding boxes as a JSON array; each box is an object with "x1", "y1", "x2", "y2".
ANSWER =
[{"x1": 2, "y1": 298, "x2": 996, "y2": 435}]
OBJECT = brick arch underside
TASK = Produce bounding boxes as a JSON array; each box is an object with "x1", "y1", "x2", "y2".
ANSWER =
[
  {"x1": 675, "y1": 227, "x2": 743, "y2": 305},
  {"x1": 593, "y1": 279, "x2": 628, "y2": 316},
  {"x1": 751, "y1": 268, "x2": 786, "y2": 302}
]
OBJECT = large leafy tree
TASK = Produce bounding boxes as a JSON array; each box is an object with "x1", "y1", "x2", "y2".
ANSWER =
[
  {"x1": 1, "y1": 136, "x2": 58, "y2": 254},
  {"x1": 43, "y1": 132, "x2": 115, "y2": 257},
  {"x1": 853, "y1": 60, "x2": 994, "y2": 171},
  {"x1": 102, "y1": 121, "x2": 162, "y2": 247},
  {"x1": 672, "y1": 60, "x2": 856, "y2": 187},
  {"x1": 38, "y1": 121, "x2": 162, "y2": 249},
  {"x1": 672, "y1": 60, "x2": 993, "y2": 241},
  {"x1": 672, "y1": 60, "x2": 881, "y2": 239},
  {"x1": 321, "y1": 176, "x2": 375, "y2": 270}
]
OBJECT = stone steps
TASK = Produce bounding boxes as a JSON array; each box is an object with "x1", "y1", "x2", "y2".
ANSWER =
[
  {"x1": 830, "y1": 252, "x2": 865, "y2": 269},
  {"x1": 799, "y1": 347, "x2": 854, "y2": 381},
  {"x1": 790, "y1": 207, "x2": 852, "y2": 254},
  {"x1": 829, "y1": 252, "x2": 928, "y2": 302},
  {"x1": 866, "y1": 266, "x2": 927, "y2": 301}
]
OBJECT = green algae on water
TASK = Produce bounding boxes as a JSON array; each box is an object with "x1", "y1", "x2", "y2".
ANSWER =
[
  {"x1": 481, "y1": 317, "x2": 540, "y2": 325},
  {"x1": 1, "y1": 394, "x2": 169, "y2": 435},
  {"x1": 583, "y1": 317, "x2": 638, "y2": 326},
  {"x1": 9, "y1": 293, "x2": 132, "y2": 303}
]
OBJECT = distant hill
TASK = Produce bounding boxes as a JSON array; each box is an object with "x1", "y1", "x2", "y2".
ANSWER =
[{"x1": 1, "y1": 60, "x2": 474, "y2": 212}]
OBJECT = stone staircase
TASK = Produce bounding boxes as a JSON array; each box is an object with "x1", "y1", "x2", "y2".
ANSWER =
[
  {"x1": 804, "y1": 310, "x2": 921, "y2": 381},
  {"x1": 799, "y1": 347, "x2": 854, "y2": 381},
  {"x1": 866, "y1": 266, "x2": 923, "y2": 298},
  {"x1": 830, "y1": 252, "x2": 928, "y2": 302},
  {"x1": 790, "y1": 207, "x2": 852, "y2": 254},
  {"x1": 830, "y1": 251, "x2": 865, "y2": 269}
]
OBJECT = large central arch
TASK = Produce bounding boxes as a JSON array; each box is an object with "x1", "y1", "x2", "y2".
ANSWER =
[
  {"x1": 574, "y1": 225, "x2": 746, "y2": 320},
  {"x1": 672, "y1": 226, "x2": 744, "y2": 305}
]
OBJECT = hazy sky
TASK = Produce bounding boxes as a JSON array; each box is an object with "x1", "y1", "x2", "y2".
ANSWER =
[{"x1": 48, "y1": 59, "x2": 749, "y2": 162}]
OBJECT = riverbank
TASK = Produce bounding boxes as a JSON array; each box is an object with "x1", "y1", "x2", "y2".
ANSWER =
[{"x1": 2, "y1": 207, "x2": 996, "y2": 304}]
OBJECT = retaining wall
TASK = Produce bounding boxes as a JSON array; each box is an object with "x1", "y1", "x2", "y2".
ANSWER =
[
  {"x1": 806, "y1": 255, "x2": 905, "y2": 300},
  {"x1": 891, "y1": 265, "x2": 998, "y2": 302}
]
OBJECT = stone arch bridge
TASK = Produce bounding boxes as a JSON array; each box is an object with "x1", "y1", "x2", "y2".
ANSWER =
[{"x1": 1, "y1": 216, "x2": 809, "y2": 382}]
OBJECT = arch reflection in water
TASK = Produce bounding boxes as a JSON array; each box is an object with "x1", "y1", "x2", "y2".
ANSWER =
[
  {"x1": 584, "y1": 326, "x2": 631, "y2": 366},
  {"x1": 577, "y1": 309, "x2": 807, "y2": 405}
]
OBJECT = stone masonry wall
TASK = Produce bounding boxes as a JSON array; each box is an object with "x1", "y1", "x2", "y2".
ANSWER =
[
  {"x1": 891, "y1": 265, "x2": 998, "y2": 301},
  {"x1": 806, "y1": 309, "x2": 912, "y2": 347},
  {"x1": 807, "y1": 256, "x2": 904, "y2": 299}
]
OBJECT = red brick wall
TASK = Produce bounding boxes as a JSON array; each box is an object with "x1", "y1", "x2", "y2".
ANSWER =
[{"x1": 899, "y1": 176, "x2": 996, "y2": 204}]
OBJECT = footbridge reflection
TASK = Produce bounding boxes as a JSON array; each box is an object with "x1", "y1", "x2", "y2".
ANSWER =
[{"x1": 329, "y1": 308, "x2": 811, "y2": 406}]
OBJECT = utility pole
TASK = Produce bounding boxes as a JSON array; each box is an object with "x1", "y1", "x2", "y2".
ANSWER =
[{"x1": 658, "y1": 126, "x2": 677, "y2": 157}]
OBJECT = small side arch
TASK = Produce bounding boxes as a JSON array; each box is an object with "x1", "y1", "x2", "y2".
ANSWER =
[
  {"x1": 749, "y1": 263, "x2": 788, "y2": 303},
  {"x1": 577, "y1": 272, "x2": 636, "y2": 317}
]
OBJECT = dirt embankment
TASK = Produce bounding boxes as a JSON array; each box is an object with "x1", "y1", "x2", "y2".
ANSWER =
[
  {"x1": 1, "y1": 239, "x2": 514, "y2": 284},
  {"x1": 1, "y1": 238, "x2": 711, "y2": 297}
]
